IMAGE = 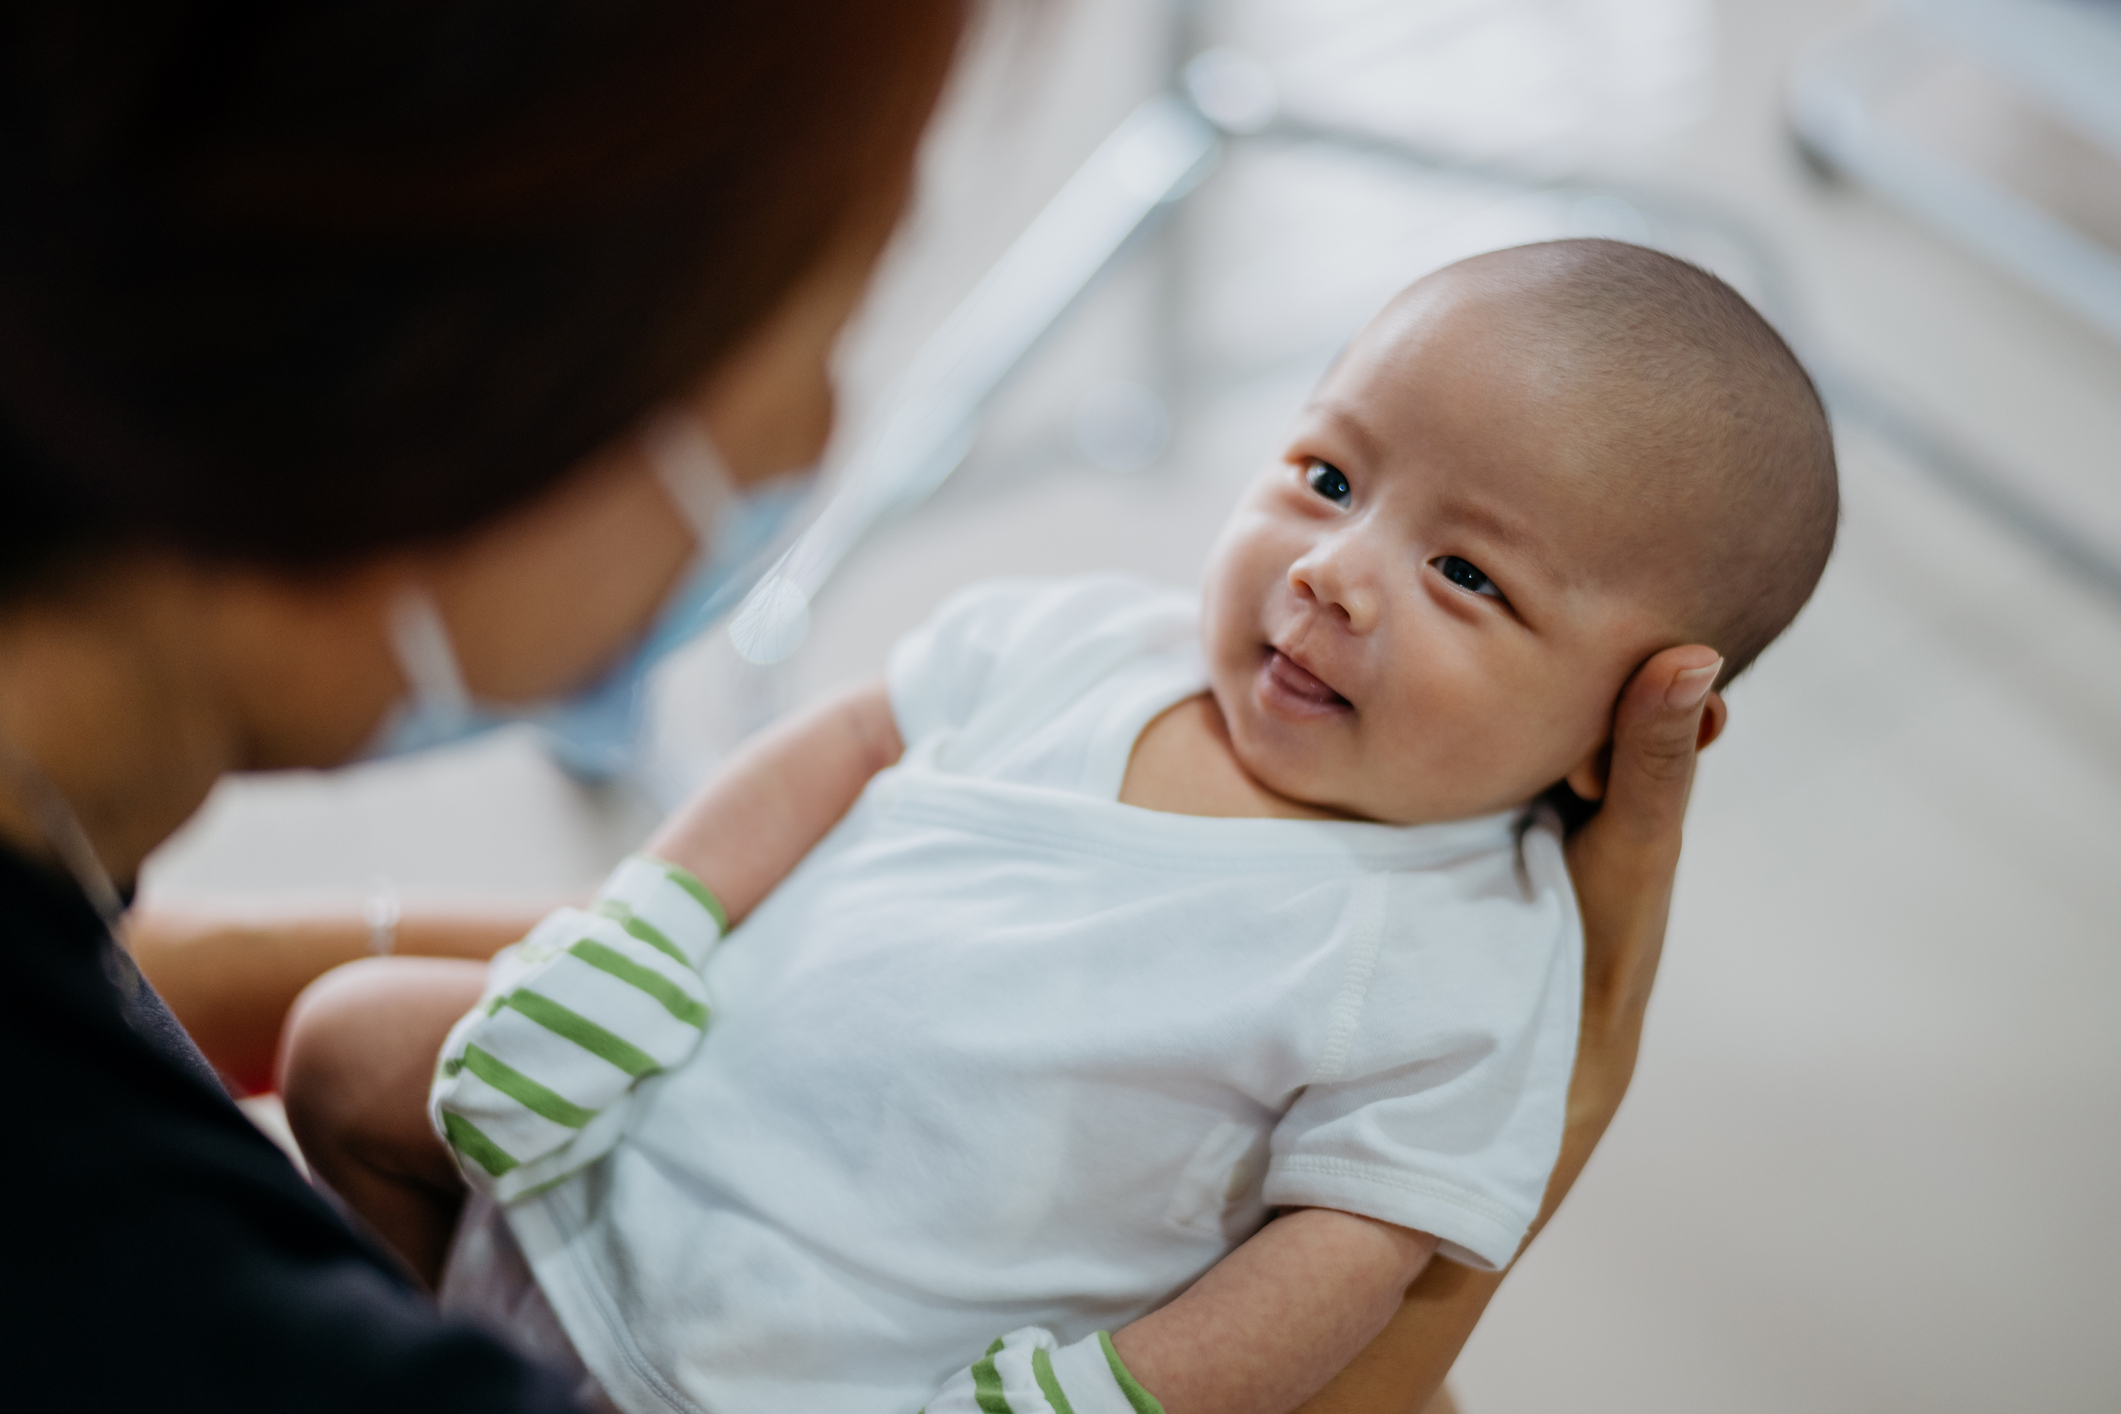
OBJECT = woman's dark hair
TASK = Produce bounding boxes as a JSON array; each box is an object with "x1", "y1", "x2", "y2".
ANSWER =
[{"x1": 0, "y1": 0, "x2": 968, "y2": 595}]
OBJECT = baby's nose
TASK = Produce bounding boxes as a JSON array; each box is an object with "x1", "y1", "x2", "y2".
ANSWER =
[{"x1": 1289, "y1": 542, "x2": 1378, "y2": 633}]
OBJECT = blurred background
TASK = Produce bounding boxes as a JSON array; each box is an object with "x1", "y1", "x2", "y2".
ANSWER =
[{"x1": 140, "y1": 1, "x2": 2121, "y2": 1409}]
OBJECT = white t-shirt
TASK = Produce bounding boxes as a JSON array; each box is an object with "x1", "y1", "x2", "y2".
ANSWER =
[{"x1": 507, "y1": 574, "x2": 1583, "y2": 1414}]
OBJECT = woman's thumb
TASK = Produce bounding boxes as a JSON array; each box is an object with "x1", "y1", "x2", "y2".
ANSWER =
[{"x1": 1599, "y1": 645, "x2": 1722, "y2": 850}]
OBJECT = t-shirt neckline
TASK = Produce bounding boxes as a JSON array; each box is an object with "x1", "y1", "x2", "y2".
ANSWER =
[
  {"x1": 1078, "y1": 646, "x2": 1213, "y2": 801},
  {"x1": 1047, "y1": 641, "x2": 1525, "y2": 862}
]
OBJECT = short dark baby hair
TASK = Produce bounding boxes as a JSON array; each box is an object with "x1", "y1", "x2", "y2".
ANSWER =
[{"x1": 1464, "y1": 239, "x2": 1839, "y2": 685}]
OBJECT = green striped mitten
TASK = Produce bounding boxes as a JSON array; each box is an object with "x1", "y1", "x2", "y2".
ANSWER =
[
  {"x1": 922, "y1": 1328, "x2": 1166, "y2": 1414},
  {"x1": 429, "y1": 855, "x2": 728, "y2": 1203}
]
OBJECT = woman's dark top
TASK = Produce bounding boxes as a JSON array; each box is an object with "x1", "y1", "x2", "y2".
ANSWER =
[{"x1": 0, "y1": 845, "x2": 582, "y2": 1411}]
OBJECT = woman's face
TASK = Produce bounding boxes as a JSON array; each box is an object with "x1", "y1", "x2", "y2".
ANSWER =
[
  {"x1": 219, "y1": 208, "x2": 901, "y2": 772},
  {"x1": 428, "y1": 212, "x2": 895, "y2": 702}
]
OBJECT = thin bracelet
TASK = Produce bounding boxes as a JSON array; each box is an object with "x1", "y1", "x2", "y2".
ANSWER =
[{"x1": 363, "y1": 875, "x2": 401, "y2": 957}]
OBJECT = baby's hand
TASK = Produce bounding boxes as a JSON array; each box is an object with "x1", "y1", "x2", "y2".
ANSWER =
[{"x1": 429, "y1": 856, "x2": 727, "y2": 1202}]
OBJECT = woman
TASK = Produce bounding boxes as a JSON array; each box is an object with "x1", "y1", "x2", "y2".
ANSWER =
[{"x1": 0, "y1": 3, "x2": 1718, "y2": 1409}]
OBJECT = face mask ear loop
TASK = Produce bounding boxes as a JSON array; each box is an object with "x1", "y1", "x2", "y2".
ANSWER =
[
  {"x1": 385, "y1": 584, "x2": 474, "y2": 729},
  {"x1": 640, "y1": 409, "x2": 735, "y2": 555}
]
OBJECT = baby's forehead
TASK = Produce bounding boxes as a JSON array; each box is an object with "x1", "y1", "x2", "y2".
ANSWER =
[
  {"x1": 1315, "y1": 304, "x2": 1666, "y2": 502},
  {"x1": 1328, "y1": 273, "x2": 1734, "y2": 494},
  {"x1": 1333, "y1": 267, "x2": 1600, "y2": 391},
  {"x1": 1305, "y1": 347, "x2": 1722, "y2": 607},
  {"x1": 1309, "y1": 241, "x2": 1839, "y2": 682}
]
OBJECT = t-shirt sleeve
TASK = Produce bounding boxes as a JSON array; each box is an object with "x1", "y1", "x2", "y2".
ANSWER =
[
  {"x1": 886, "y1": 578, "x2": 1054, "y2": 748},
  {"x1": 1262, "y1": 819, "x2": 1584, "y2": 1271},
  {"x1": 885, "y1": 573, "x2": 1191, "y2": 751}
]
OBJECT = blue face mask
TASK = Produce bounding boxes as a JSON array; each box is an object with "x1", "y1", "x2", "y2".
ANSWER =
[{"x1": 366, "y1": 413, "x2": 813, "y2": 777}]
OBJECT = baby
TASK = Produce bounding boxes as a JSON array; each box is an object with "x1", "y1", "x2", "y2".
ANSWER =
[{"x1": 285, "y1": 239, "x2": 1837, "y2": 1414}]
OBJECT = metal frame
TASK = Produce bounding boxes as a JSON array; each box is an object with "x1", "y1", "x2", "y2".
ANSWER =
[
  {"x1": 720, "y1": 7, "x2": 2121, "y2": 680},
  {"x1": 1787, "y1": 0, "x2": 2121, "y2": 346}
]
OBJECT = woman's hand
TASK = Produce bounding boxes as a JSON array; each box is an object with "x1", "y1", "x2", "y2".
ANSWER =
[
  {"x1": 1295, "y1": 644, "x2": 1726, "y2": 1414},
  {"x1": 1549, "y1": 645, "x2": 1724, "y2": 1213}
]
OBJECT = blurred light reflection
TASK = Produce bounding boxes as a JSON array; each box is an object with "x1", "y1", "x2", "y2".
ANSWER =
[{"x1": 1218, "y1": 0, "x2": 1716, "y2": 172}]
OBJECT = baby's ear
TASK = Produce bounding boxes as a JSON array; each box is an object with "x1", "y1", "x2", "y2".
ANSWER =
[
  {"x1": 1563, "y1": 743, "x2": 1611, "y2": 802},
  {"x1": 1697, "y1": 691, "x2": 1729, "y2": 751},
  {"x1": 1565, "y1": 694, "x2": 1727, "y2": 803}
]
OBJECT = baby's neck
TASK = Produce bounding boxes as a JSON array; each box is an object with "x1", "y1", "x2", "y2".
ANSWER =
[{"x1": 1119, "y1": 694, "x2": 1357, "y2": 822}]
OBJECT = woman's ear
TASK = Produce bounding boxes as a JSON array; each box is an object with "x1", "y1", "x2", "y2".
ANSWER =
[{"x1": 1565, "y1": 691, "x2": 1726, "y2": 803}]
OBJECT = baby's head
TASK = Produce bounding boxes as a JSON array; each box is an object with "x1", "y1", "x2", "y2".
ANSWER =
[{"x1": 1201, "y1": 238, "x2": 1838, "y2": 825}]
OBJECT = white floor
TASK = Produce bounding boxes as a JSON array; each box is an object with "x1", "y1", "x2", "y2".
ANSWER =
[{"x1": 144, "y1": 2, "x2": 2121, "y2": 1409}]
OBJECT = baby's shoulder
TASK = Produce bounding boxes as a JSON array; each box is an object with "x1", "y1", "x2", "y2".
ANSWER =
[
  {"x1": 1372, "y1": 809, "x2": 1578, "y2": 988},
  {"x1": 888, "y1": 571, "x2": 1198, "y2": 758},
  {"x1": 930, "y1": 570, "x2": 1196, "y2": 657}
]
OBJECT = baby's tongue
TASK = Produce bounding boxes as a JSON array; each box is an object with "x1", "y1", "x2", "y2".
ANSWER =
[{"x1": 1269, "y1": 650, "x2": 1345, "y2": 705}]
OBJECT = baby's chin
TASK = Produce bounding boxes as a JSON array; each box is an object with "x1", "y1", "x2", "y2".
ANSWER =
[
  {"x1": 1212, "y1": 686, "x2": 1382, "y2": 822},
  {"x1": 1220, "y1": 701, "x2": 1539, "y2": 825}
]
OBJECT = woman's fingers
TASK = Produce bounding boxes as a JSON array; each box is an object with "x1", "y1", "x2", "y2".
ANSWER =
[
  {"x1": 1515, "y1": 646, "x2": 1724, "y2": 1248},
  {"x1": 1563, "y1": 645, "x2": 1722, "y2": 1096},
  {"x1": 1592, "y1": 644, "x2": 1722, "y2": 859}
]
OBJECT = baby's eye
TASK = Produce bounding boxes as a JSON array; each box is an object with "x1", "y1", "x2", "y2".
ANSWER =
[
  {"x1": 1433, "y1": 555, "x2": 1505, "y2": 600},
  {"x1": 1305, "y1": 459, "x2": 1351, "y2": 504}
]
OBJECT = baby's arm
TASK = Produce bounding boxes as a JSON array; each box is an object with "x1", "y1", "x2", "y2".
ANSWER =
[
  {"x1": 644, "y1": 676, "x2": 903, "y2": 925},
  {"x1": 1112, "y1": 1209, "x2": 1437, "y2": 1414},
  {"x1": 283, "y1": 681, "x2": 902, "y2": 1278},
  {"x1": 929, "y1": 1209, "x2": 1436, "y2": 1414}
]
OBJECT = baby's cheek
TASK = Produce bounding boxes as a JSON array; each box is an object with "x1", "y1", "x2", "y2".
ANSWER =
[
  {"x1": 1351, "y1": 676, "x2": 1478, "y2": 810},
  {"x1": 1365, "y1": 663, "x2": 1567, "y2": 817},
  {"x1": 1196, "y1": 581, "x2": 1248, "y2": 681},
  {"x1": 1201, "y1": 535, "x2": 1281, "y2": 648},
  {"x1": 1513, "y1": 671, "x2": 1620, "y2": 789}
]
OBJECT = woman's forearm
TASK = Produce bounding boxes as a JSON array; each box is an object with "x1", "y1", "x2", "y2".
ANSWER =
[
  {"x1": 1289, "y1": 1036, "x2": 1624, "y2": 1414},
  {"x1": 127, "y1": 902, "x2": 552, "y2": 1094},
  {"x1": 130, "y1": 677, "x2": 904, "y2": 1093}
]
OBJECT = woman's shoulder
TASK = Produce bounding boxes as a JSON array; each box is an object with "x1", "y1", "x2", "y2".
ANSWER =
[
  {"x1": 0, "y1": 854, "x2": 577, "y2": 1411},
  {"x1": 0, "y1": 870, "x2": 365, "y2": 1288}
]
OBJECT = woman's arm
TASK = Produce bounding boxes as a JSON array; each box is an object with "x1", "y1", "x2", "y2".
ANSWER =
[
  {"x1": 1293, "y1": 645, "x2": 1724, "y2": 1414},
  {"x1": 127, "y1": 902, "x2": 555, "y2": 1094},
  {"x1": 131, "y1": 678, "x2": 905, "y2": 1091}
]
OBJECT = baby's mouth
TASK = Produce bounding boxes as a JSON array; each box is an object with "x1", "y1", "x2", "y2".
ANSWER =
[{"x1": 1259, "y1": 647, "x2": 1352, "y2": 715}]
